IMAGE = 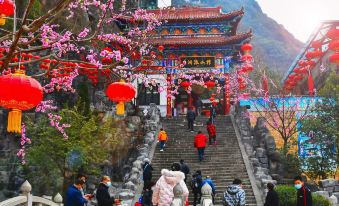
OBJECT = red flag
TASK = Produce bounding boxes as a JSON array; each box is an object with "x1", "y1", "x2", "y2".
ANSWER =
[{"x1": 308, "y1": 69, "x2": 314, "y2": 96}]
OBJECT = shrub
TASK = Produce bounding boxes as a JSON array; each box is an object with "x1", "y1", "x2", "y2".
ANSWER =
[
  {"x1": 312, "y1": 194, "x2": 331, "y2": 206},
  {"x1": 275, "y1": 185, "x2": 296, "y2": 206},
  {"x1": 274, "y1": 185, "x2": 331, "y2": 206}
]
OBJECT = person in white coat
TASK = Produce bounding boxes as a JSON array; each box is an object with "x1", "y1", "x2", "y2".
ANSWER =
[{"x1": 152, "y1": 163, "x2": 189, "y2": 206}]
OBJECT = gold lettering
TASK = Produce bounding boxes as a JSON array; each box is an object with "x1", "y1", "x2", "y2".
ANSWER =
[
  {"x1": 194, "y1": 59, "x2": 199, "y2": 65},
  {"x1": 206, "y1": 59, "x2": 211, "y2": 65},
  {"x1": 187, "y1": 60, "x2": 193, "y2": 65}
]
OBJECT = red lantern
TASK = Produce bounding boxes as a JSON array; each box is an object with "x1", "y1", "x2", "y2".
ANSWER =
[
  {"x1": 241, "y1": 54, "x2": 253, "y2": 62},
  {"x1": 305, "y1": 60, "x2": 316, "y2": 67},
  {"x1": 0, "y1": 70, "x2": 43, "y2": 133},
  {"x1": 158, "y1": 45, "x2": 164, "y2": 53},
  {"x1": 0, "y1": 0, "x2": 14, "y2": 25},
  {"x1": 305, "y1": 51, "x2": 322, "y2": 59},
  {"x1": 294, "y1": 75, "x2": 303, "y2": 81},
  {"x1": 205, "y1": 80, "x2": 215, "y2": 89},
  {"x1": 180, "y1": 81, "x2": 191, "y2": 90},
  {"x1": 241, "y1": 43, "x2": 253, "y2": 54},
  {"x1": 101, "y1": 47, "x2": 113, "y2": 64},
  {"x1": 329, "y1": 40, "x2": 339, "y2": 51},
  {"x1": 326, "y1": 28, "x2": 339, "y2": 40},
  {"x1": 298, "y1": 60, "x2": 308, "y2": 67},
  {"x1": 241, "y1": 63, "x2": 253, "y2": 73},
  {"x1": 106, "y1": 81, "x2": 136, "y2": 115},
  {"x1": 329, "y1": 52, "x2": 339, "y2": 64},
  {"x1": 311, "y1": 40, "x2": 322, "y2": 49},
  {"x1": 131, "y1": 51, "x2": 141, "y2": 60},
  {"x1": 239, "y1": 83, "x2": 246, "y2": 91}
]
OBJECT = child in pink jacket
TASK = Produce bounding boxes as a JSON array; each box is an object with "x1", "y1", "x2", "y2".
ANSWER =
[{"x1": 152, "y1": 166, "x2": 189, "y2": 206}]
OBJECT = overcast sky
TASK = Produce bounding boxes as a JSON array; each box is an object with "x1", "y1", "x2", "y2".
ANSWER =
[
  {"x1": 158, "y1": 0, "x2": 339, "y2": 43},
  {"x1": 256, "y1": 0, "x2": 339, "y2": 42}
]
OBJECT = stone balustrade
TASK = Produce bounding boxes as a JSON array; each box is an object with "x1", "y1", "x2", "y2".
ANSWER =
[{"x1": 0, "y1": 181, "x2": 62, "y2": 206}]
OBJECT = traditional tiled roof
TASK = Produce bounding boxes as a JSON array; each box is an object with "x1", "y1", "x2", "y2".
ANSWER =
[
  {"x1": 147, "y1": 6, "x2": 244, "y2": 22},
  {"x1": 149, "y1": 31, "x2": 252, "y2": 46}
]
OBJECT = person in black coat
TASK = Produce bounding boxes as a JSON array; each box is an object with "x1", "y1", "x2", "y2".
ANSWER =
[
  {"x1": 96, "y1": 176, "x2": 115, "y2": 206},
  {"x1": 264, "y1": 183, "x2": 279, "y2": 206},
  {"x1": 142, "y1": 161, "x2": 153, "y2": 190},
  {"x1": 179, "y1": 159, "x2": 190, "y2": 183},
  {"x1": 294, "y1": 176, "x2": 312, "y2": 206},
  {"x1": 186, "y1": 107, "x2": 196, "y2": 132}
]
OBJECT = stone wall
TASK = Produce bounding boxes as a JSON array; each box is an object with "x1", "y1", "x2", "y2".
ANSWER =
[
  {"x1": 233, "y1": 105, "x2": 281, "y2": 198},
  {"x1": 105, "y1": 103, "x2": 160, "y2": 205},
  {"x1": 315, "y1": 179, "x2": 339, "y2": 205}
]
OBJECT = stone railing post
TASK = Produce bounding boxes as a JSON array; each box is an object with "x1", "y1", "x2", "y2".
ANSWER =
[
  {"x1": 54, "y1": 193, "x2": 63, "y2": 206},
  {"x1": 170, "y1": 183, "x2": 184, "y2": 206},
  {"x1": 20, "y1": 180, "x2": 32, "y2": 206}
]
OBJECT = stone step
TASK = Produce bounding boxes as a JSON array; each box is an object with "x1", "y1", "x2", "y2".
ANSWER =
[{"x1": 151, "y1": 116, "x2": 257, "y2": 205}]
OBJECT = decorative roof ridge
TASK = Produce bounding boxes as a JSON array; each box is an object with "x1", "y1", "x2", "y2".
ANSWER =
[
  {"x1": 149, "y1": 30, "x2": 252, "y2": 46},
  {"x1": 146, "y1": 7, "x2": 244, "y2": 21}
]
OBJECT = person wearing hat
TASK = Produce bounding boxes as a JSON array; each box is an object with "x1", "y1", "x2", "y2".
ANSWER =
[
  {"x1": 152, "y1": 163, "x2": 189, "y2": 206},
  {"x1": 202, "y1": 176, "x2": 216, "y2": 204}
]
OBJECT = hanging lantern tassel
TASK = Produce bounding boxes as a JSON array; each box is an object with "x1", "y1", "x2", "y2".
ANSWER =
[
  {"x1": 0, "y1": 14, "x2": 6, "y2": 26},
  {"x1": 7, "y1": 109, "x2": 22, "y2": 133},
  {"x1": 116, "y1": 102, "x2": 125, "y2": 115},
  {"x1": 308, "y1": 70, "x2": 314, "y2": 96}
]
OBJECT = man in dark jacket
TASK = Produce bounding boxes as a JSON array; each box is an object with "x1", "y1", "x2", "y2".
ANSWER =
[
  {"x1": 66, "y1": 179, "x2": 88, "y2": 206},
  {"x1": 209, "y1": 105, "x2": 216, "y2": 124},
  {"x1": 179, "y1": 159, "x2": 190, "y2": 183},
  {"x1": 96, "y1": 176, "x2": 115, "y2": 206},
  {"x1": 264, "y1": 183, "x2": 279, "y2": 206},
  {"x1": 186, "y1": 107, "x2": 196, "y2": 132},
  {"x1": 294, "y1": 176, "x2": 312, "y2": 206},
  {"x1": 142, "y1": 161, "x2": 153, "y2": 190},
  {"x1": 191, "y1": 170, "x2": 203, "y2": 206}
]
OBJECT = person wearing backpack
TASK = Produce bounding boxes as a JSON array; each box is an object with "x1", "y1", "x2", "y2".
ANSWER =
[
  {"x1": 206, "y1": 120, "x2": 217, "y2": 145},
  {"x1": 191, "y1": 170, "x2": 203, "y2": 206},
  {"x1": 142, "y1": 160, "x2": 153, "y2": 191},
  {"x1": 202, "y1": 176, "x2": 216, "y2": 204},
  {"x1": 158, "y1": 128, "x2": 168, "y2": 152}
]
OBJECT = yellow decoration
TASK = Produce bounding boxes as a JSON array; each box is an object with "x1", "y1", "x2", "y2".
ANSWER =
[
  {"x1": 7, "y1": 109, "x2": 22, "y2": 133},
  {"x1": 116, "y1": 102, "x2": 125, "y2": 115}
]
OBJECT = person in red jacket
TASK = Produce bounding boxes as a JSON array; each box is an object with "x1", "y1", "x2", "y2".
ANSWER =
[
  {"x1": 206, "y1": 120, "x2": 217, "y2": 145},
  {"x1": 194, "y1": 131, "x2": 208, "y2": 161}
]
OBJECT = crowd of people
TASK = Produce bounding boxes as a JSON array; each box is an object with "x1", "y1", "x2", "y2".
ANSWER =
[{"x1": 64, "y1": 102, "x2": 313, "y2": 206}]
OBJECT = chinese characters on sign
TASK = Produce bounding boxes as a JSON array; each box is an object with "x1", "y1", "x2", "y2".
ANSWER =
[{"x1": 180, "y1": 56, "x2": 216, "y2": 68}]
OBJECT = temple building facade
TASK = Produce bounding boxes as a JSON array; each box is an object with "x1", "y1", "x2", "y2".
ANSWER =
[
  {"x1": 136, "y1": 6, "x2": 252, "y2": 117},
  {"x1": 282, "y1": 20, "x2": 339, "y2": 96}
]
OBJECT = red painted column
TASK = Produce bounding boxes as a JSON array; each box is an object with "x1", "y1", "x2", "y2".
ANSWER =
[
  {"x1": 166, "y1": 73, "x2": 172, "y2": 117},
  {"x1": 224, "y1": 73, "x2": 231, "y2": 115}
]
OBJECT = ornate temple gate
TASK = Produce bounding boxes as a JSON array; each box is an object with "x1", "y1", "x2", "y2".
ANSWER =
[{"x1": 142, "y1": 6, "x2": 252, "y2": 117}]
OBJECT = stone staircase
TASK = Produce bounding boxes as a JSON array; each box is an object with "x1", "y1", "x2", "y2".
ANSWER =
[{"x1": 151, "y1": 116, "x2": 257, "y2": 206}]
